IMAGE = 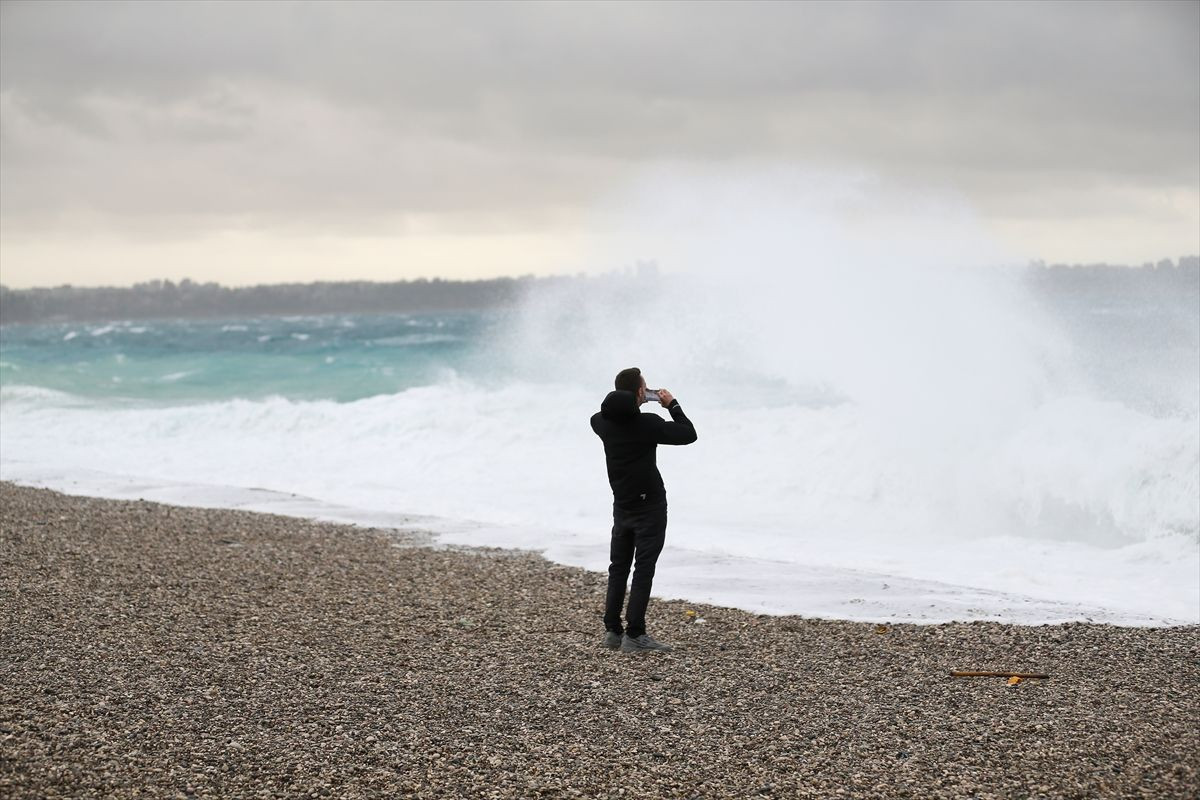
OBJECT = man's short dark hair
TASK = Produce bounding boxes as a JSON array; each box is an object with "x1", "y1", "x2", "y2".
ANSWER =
[{"x1": 614, "y1": 367, "x2": 642, "y2": 393}]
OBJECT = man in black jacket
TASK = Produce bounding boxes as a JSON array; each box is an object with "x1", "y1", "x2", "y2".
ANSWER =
[{"x1": 590, "y1": 367, "x2": 697, "y2": 653}]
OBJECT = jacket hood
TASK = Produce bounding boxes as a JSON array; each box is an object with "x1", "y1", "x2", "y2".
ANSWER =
[{"x1": 600, "y1": 390, "x2": 640, "y2": 422}]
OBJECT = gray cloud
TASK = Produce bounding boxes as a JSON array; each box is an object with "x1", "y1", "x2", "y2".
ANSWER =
[{"x1": 1, "y1": 0, "x2": 1197, "y2": 243}]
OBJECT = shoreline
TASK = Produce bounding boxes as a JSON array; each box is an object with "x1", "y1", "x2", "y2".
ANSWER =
[
  {"x1": 2, "y1": 482, "x2": 1197, "y2": 798},
  {"x1": 2, "y1": 471, "x2": 1190, "y2": 628}
]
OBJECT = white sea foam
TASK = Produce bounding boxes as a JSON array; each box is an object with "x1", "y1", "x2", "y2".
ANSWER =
[
  {"x1": 1, "y1": 380, "x2": 1195, "y2": 624},
  {"x1": 371, "y1": 334, "x2": 462, "y2": 347}
]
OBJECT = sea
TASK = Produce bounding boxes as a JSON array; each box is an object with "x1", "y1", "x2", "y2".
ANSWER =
[{"x1": 2, "y1": 267, "x2": 1198, "y2": 626}]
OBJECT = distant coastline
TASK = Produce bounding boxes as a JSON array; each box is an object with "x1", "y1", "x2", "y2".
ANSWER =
[
  {"x1": 2, "y1": 258, "x2": 1197, "y2": 325},
  {"x1": 0, "y1": 275, "x2": 562, "y2": 325}
]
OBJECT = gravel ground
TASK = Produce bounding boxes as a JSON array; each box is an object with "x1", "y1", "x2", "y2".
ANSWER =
[{"x1": 1, "y1": 482, "x2": 1197, "y2": 799}]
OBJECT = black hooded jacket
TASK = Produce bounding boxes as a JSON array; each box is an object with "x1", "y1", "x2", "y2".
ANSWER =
[{"x1": 590, "y1": 390, "x2": 697, "y2": 509}]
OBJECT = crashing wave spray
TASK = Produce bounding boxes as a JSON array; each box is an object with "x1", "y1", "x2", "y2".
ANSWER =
[{"x1": 499, "y1": 166, "x2": 1198, "y2": 552}]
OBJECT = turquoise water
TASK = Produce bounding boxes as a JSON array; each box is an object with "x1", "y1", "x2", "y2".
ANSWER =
[{"x1": 0, "y1": 312, "x2": 500, "y2": 404}]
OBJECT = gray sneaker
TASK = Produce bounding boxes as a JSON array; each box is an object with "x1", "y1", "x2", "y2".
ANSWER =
[
  {"x1": 620, "y1": 634, "x2": 673, "y2": 653},
  {"x1": 603, "y1": 631, "x2": 623, "y2": 650}
]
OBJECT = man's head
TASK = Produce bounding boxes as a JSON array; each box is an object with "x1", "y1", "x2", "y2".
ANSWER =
[{"x1": 614, "y1": 366, "x2": 647, "y2": 405}]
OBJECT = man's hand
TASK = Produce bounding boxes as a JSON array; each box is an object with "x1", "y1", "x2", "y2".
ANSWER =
[{"x1": 657, "y1": 388, "x2": 675, "y2": 407}]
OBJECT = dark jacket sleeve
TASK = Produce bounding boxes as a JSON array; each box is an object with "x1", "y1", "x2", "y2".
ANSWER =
[{"x1": 654, "y1": 400, "x2": 697, "y2": 445}]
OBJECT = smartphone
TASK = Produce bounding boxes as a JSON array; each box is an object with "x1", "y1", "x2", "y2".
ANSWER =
[{"x1": 644, "y1": 390, "x2": 661, "y2": 402}]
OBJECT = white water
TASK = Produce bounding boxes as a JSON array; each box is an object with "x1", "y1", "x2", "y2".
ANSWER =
[{"x1": 2, "y1": 379, "x2": 1196, "y2": 625}]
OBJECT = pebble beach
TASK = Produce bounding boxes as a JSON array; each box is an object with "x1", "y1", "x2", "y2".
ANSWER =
[{"x1": 1, "y1": 482, "x2": 1197, "y2": 799}]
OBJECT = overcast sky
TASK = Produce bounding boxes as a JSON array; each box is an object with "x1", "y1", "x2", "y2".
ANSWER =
[{"x1": 1, "y1": 0, "x2": 1197, "y2": 288}]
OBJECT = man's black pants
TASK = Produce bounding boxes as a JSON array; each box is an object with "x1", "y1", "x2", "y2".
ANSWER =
[{"x1": 604, "y1": 502, "x2": 667, "y2": 639}]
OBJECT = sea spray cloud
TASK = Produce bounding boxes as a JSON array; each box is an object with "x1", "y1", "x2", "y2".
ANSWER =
[
  {"x1": 498, "y1": 167, "x2": 1197, "y2": 551},
  {"x1": 502, "y1": 168, "x2": 1057, "y2": 446}
]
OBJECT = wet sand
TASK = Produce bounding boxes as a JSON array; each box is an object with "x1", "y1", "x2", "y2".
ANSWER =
[{"x1": 1, "y1": 482, "x2": 1197, "y2": 798}]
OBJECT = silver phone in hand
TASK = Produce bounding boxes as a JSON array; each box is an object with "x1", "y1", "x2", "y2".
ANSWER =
[{"x1": 644, "y1": 390, "x2": 661, "y2": 403}]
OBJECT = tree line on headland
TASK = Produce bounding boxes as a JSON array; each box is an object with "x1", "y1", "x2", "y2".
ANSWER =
[
  {"x1": 1, "y1": 258, "x2": 1197, "y2": 325},
  {"x1": 0, "y1": 275, "x2": 562, "y2": 325}
]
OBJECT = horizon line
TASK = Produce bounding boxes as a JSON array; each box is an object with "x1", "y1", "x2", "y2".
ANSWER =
[{"x1": 3, "y1": 255, "x2": 1198, "y2": 293}]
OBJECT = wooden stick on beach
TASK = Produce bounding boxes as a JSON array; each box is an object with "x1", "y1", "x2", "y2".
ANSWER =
[{"x1": 951, "y1": 671, "x2": 1050, "y2": 679}]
